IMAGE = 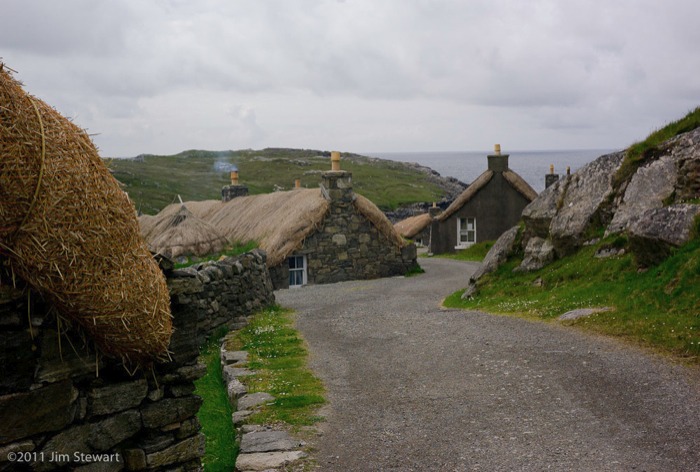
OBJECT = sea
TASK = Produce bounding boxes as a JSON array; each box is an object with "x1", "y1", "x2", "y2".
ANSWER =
[{"x1": 364, "y1": 149, "x2": 619, "y2": 193}]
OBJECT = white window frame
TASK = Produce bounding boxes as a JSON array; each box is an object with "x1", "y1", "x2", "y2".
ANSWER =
[
  {"x1": 455, "y1": 217, "x2": 476, "y2": 249},
  {"x1": 288, "y1": 255, "x2": 307, "y2": 288}
]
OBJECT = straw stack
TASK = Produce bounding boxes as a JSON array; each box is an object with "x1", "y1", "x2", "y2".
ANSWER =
[{"x1": 0, "y1": 64, "x2": 172, "y2": 364}]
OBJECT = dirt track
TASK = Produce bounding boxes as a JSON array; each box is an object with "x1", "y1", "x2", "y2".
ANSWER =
[{"x1": 276, "y1": 258, "x2": 700, "y2": 472}]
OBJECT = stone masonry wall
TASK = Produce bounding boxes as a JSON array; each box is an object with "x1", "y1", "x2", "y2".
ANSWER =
[
  {"x1": 166, "y1": 249, "x2": 276, "y2": 365},
  {"x1": 0, "y1": 249, "x2": 275, "y2": 472},
  {"x1": 288, "y1": 200, "x2": 418, "y2": 287}
]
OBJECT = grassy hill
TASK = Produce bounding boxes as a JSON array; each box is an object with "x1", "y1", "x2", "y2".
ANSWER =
[{"x1": 107, "y1": 148, "x2": 454, "y2": 215}]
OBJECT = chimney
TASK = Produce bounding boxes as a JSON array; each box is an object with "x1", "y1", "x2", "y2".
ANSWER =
[
  {"x1": 222, "y1": 169, "x2": 249, "y2": 202},
  {"x1": 321, "y1": 151, "x2": 353, "y2": 202},
  {"x1": 545, "y1": 164, "x2": 559, "y2": 189},
  {"x1": 428, "y1": 202, "x2": 441, "y2": 217},
  {"x1": 487, "y1": 144, "x2": 509, "y2": 172},
  {"x1": 295, "y1": 179, "x2": 301, "y2": 189}
]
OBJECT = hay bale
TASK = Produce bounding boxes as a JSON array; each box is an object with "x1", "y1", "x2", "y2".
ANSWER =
[
  {"x1": 0, "y1": 64, "x2": 171, "y2": 364},
  {"x1": 147, "y1": 205, "x2": 229, "y2": 257}
]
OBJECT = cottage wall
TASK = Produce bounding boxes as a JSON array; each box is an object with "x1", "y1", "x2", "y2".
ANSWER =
[
  {"x1": 0, "y1": 249, "x2": 275, "y2": 472},
  {"x1": 431, "y1": 173, "x2": 531, "y2": 254}
]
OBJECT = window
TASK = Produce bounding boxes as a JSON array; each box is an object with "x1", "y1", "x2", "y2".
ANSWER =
[
  {"x1": 288, "y1": 255, "x2": 307, "y2": 287},
  {"x1": 456, "y1": 217, "x2": 476, "y2": 248}
]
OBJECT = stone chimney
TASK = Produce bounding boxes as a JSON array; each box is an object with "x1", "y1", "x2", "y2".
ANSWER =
[
  {"x1": 321, "y1": 151, "x2": 353, "y2": 202},
  {"x1": 487, "y1": 144, "x2": 509, "y2": 172},
  {"x1": 545, "y1": 165, "x2": 560, "y2": 188},
  {"x1": 428, "y1": 202, "x2": 441, "y2": 217},
  {"x1": 222, "y1": 170, "x2": 249, "y2": 202}
]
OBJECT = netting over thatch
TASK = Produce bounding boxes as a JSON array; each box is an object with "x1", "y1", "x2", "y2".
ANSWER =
[
  {"x1": 394, "y1": 212, "x2": 433, "y2": 239},
  {"x1": 503, "y1": 170, "x2": 538, "y2": 201},
  {"x1": 353, "y1": 194, "x2": 407, "y2": 248},
  {"x1": 147, "y1": 205, "x2": 229, "y2": 257},
  {"x1": 0, "y1": 64, "x2": 172, "y2": 364},
  {"x1": 139, "y1": 199, "x2": 223, "y2": 241},
  {"x1": 207, "y1": 189, "x2": 331, "y2": 267},
  {"x1": 438, "y1": 170, "x2": 494, "y2": 221}
]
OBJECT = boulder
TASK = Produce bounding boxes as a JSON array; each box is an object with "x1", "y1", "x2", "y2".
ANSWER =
[
  {"x1": 606, "y1": 155, "x2": 678, "y2": 236},
  {"x1": 628, "y1": 204, "x2": 700, "y2": 267},
  {"x1": 522, "y1": 177, "x2": 569, "y2": 239},
  {"x1": 514, "y1": 237, "x2": 555, "y2": 273},
  {"x1": 549, "y1": 151, "x2": 625, "y2": 257},
  {"x1": 469, "y1": 226, "x2": 520, "y2": 283}
]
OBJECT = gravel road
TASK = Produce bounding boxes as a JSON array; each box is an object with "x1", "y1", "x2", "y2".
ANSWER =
[{"x1": 276, "y1": 258, "x2": 700, "y2": 472}]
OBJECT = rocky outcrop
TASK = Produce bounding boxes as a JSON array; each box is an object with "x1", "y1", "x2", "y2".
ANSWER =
[
  {"x1": 519, "y1": 126, "x2": 700, "y2": 269},
  {"x1": 605, "y1": 155, "x2": 678, "y2": 236},
  {"x1": 548, "y1": 151, "x2": 625, "y2": 257},
  {"x1": 514, "y1": 236, "x2": 555, "y2": 273},
  {"x1": 628, "y1": 204, "x2": 700, "y2": 267}
]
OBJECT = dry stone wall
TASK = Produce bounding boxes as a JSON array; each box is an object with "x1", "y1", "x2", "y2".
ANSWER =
[{"x1": 0, "y1": 249, "x2": 275, "y2": 472}]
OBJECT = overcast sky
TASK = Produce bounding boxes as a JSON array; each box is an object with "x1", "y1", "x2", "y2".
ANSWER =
[{"x1": 2, "y1": 0, "x2": 699, "y2": 157}]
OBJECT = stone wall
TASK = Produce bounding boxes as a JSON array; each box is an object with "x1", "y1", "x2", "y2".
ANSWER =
[
  {"x1": 166, "y1": 249, "x2": 276, "y2": 364},
  {"x1": 221, "y1": 185, "x2": 249, "y2": 203},
  {"x1": 0, "y1": 249, "x2": 275, "y2": 472}
]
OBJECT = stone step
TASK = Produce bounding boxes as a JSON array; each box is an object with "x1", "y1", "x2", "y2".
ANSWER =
[{"x1": 239, "y1": 431, "x2": 299, "y2": 454}]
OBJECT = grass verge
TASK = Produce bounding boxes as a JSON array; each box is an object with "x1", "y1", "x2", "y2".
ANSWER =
[
  {"x1": 224, "y1": 305, "x2": 326, "y2": 427},
  {"x1": 194, "y1": 330, "x2": 237, "y2": 472},
  {"x1": 420, "y1": 240, "x2": 495, "y2": 262},
  {"x1": 443, "y1": 234, "x2": 700, "y2": 364}
]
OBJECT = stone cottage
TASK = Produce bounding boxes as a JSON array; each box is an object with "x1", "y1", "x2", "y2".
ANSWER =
[
  {"x1": 145, "y1": 153, "x2": 418, "y2": 289},
  {"x1": 429, "y1": 146, "x2": 538, "y2": 254}
]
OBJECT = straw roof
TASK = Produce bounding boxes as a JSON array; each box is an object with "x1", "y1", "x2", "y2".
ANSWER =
[
  {"x1": 503, "y1": 170, "x2": 538, "y2": 201},
  {"x1": 437, "y1": 168, "x2": 538, "y2": 222},
  {"x1": 438, "y1": 170, "x2": 494, "y2": 221},
  {"x1": 147, "y1": 205, "x2": 229, "y2": 257},
  {"x1": 207, "y1": 189, "x2": 331, "y2": 267},
  {"x1": 353, "y1": 194, "x2": 406, "y2": 248},
  {"x1": 394, "y1": 212, "x2": 433, "y2": 239}
]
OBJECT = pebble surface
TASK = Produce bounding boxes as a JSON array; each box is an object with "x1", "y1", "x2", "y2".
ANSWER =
[{"x1": 277, "y1": 258, "x2": 700, "y2": 472}]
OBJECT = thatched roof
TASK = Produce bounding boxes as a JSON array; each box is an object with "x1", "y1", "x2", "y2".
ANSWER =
[
  {"x1": 503, "y1": 170, "x2": 538, "y2": 201},
  {"x1": 353, "y1": 194, "x2": 407, "y2": 248},
  {"x1": 437, "y1": 170, "x2": 494, "y2": 221},
  {"x1": 147, "y1": 205, "x2": 229, "y2": 257},
  {"x1": 436, "y1": 168, "x2": 537, "y2": 222},
  {"x1": 207, "y1": 189, "x2": 331, "y2": 267},
  {"x1": 394, "y1": 213, "x2": 433, "y2": 239}
]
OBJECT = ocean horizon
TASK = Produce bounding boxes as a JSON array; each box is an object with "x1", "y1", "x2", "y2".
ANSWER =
[{"x1": 364, "y1": 149, "x2": 619, "y2": 193}]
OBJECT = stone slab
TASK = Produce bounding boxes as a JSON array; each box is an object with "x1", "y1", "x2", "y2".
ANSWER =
[
  {"x1": 232, "y1": 410, "x2": 255, "y2": 427},
  {"x1": 239, "y1": 431, "x2": 299, "y2": 454},
  {"x1": 222, "y1": 366, "x2": 254, "y2": 385},
  {"x1": 235, "y1": 451, "x2": 306, "y2": 472},
  {"x1": 558, "y1": 307, "x2": 612, "y2": 321},
  {"x1": 237, "y1": 393, "x2": 275, "y2": 411},
  {"x1": 0, "y1": 380, "x2": 75, "y2": 444},
  {"x1": 88, "y1": 379, "x2": 148, "y2": 416}
]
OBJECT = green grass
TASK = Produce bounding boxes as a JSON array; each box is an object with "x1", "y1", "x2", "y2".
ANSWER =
[
  {"x1": 194, "y1": 330, "x2": 237, "y2": 472},
  {"x1": 420, "y1": 240, "x2": 495, "y2": 262},
  {"x1": 108, "y1": 149, "x2": 448, "y2": 214},
  {"x1": 174, "y1": 240, "x2": 259, "y2": 268},
  {"x1": 224, "y1": 305, "x2": 326, "y2": 426},
  {"x1": 443, "y1": 232, "x2": 700, "y2": 363},
  {"x1": 614, "y1": 107, "x2": 700, "y2": 190}
]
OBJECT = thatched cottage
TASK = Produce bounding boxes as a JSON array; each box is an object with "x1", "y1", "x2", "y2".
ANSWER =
[
  {"x1": 429, "y1": 146, "x2": 537, "y2": 254},
  {"x1": 142, "y1": 154, "x2": 418, "y2": 289},
  {"x1": 393, "y1": 206, "x2": 441, "y2": 247}
]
